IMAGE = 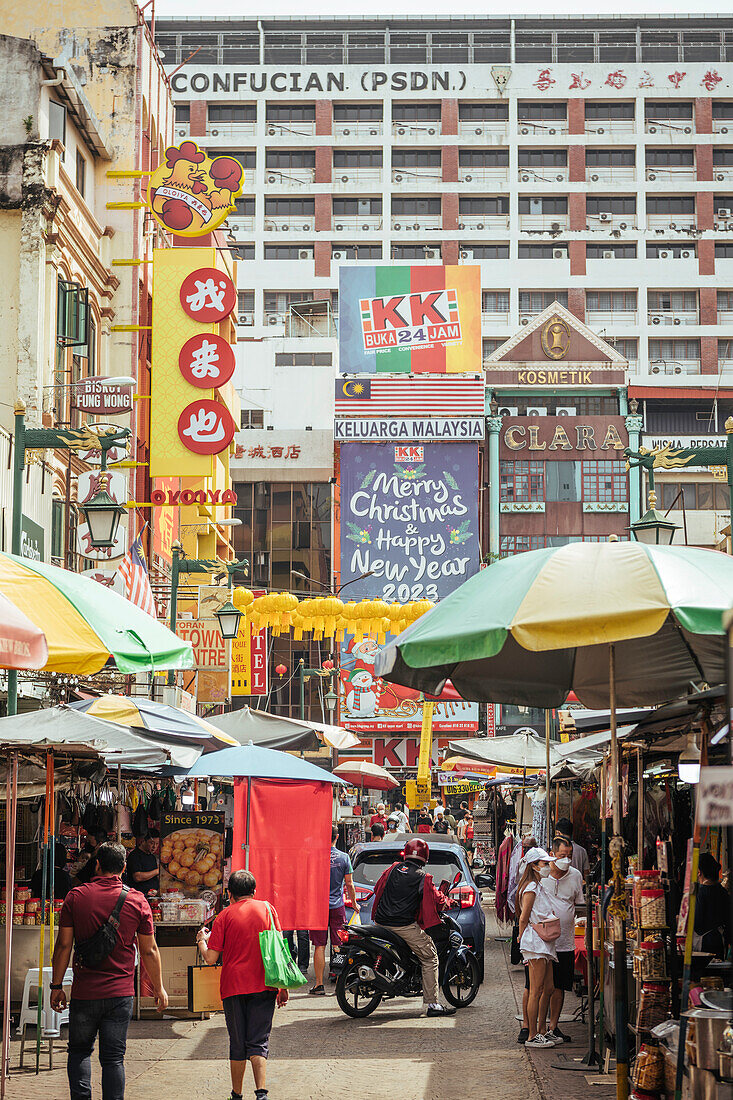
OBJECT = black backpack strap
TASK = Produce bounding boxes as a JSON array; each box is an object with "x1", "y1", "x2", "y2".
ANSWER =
[{"x1": 107, "y1": 886, "x2": 130, "y2": 932}]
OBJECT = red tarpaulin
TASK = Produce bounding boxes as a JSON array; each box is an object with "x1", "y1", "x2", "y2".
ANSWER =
[{"x1": 232, "y1": 778, "x2": 333, "y2": 931}]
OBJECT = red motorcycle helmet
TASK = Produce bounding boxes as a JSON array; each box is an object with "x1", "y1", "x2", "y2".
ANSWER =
[{"x1": 402, "y1": 838, "x2": 429, "y2": 864}]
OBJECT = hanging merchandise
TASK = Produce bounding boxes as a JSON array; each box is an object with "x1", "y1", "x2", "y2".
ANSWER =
[{"x1": 132, "y1": 797, "x2": 148, "y2": 838}]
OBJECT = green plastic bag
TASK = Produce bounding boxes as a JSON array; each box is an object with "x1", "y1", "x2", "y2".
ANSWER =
[{"x1": 259, "y1": 903, "x2": 308, "y2": 990}]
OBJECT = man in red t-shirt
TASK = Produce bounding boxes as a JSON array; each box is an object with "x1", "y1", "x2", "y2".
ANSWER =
[
  {"x1": 197, "y1": 869, "x2": 288, "y2": 1100},
  {"x1": 50, "y1": 842, "x2": 167, "y2": 1100},
  {"x1": 369, "y1": 802, "x2": 388, "y2": 830}
]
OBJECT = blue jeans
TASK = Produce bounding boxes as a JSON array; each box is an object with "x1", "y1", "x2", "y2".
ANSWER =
[
  {"x1": 284, "y1": 930, "x2": 310, "y2": 971},
  {"x1": 68, "y1": 996, "x2": 134, "y2": 1100}
]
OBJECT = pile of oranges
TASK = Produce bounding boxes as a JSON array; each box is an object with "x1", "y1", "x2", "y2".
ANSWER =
[{"x1": 160, "y1": 828, "x2": 223, "y2": 892}]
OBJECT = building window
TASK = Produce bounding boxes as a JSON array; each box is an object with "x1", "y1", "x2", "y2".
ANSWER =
[
  {"x1": 587, "y1": 243, "x2": 637, "y2": 258},
  {"x1": 51, "y1": 499, "x2": 64, "y2": 564},
  {"x1": 718, "y1": 291, "x2": 733, "y2": 312},
  {"x1": 264, "y1": 197, "x2": 315, "y2": 216},
  {"x1": 49, "y1": 100, "x2": 66, "y2": 146},
  {"x1": 466, "y1": 244, "x2": 510, "y2": 259},
  {"x1": 334, "y1": 244, "x2": 382, "y2": 259},
  {"x1": 717, "y1": 243, "x2": 733, "y2": 258},
  {"x1": 518, "y1": 196, "x2": 568, "y2": 215},
  {"x1": 459, "y1": 149, "x2": 509, "y2": 167},
  {"x1": 263, "y1": 245, "x2": 313, "y2": 259},
  {"x1": 518, "y1": 243, "x2": 567, "y2": 258},
  {"x1": 333, "y1": 103, "x2": 382, "y2": 121},
  {"x1": 648, "y1": 290, "x2": 698, "y2": 316},
  {"x1": 234, "y1": 196, "x2": 255, "y2": 215},
  {"x1": 500, "y1": 535, "x2": 546, "y2": 554},
  {"x1": 334, "y1": 149, "x2": 382, "y2": 167},
  {"x1": 647, "y1": 242, "x2": 696, "y2": 258},
  {"x1": 209, "y1": 105, "x2": 256, "y2": 122},
  {"x1": 646, "y1": 148, "x2": 695, "y2": 168},
  {"x1": 459, "y1": 102, "x2": 509, "y2": 121},
  {"x1": 305, "y1": 33, "x2": 343, "y2": 64},
  {"x1": 585, "y1": 102, "x2": 635, "y2": 121},
  {"x1": 231, "y1": 244, "x2": 255, "y2": 259},
  {"x1": 392, "y1": 149, "x2": 442, "y2": 168},
  {"x1": 391, "y1": 244, "x2": 441, "y2": 260},
  {"x1": 56, "y1": 279, "x2": 88, "y2": 348},
  {"x1": 646, "y1": 196, "x2": 696, "y2": 217},
  {"x1": 586, "y1": 195, "x2": 636, "y2": 215},
  {"x1": 483, "y1": 337, "x2": 505, "y2": 356},
  {"x1": 237, "y1": 291, "x2": 254, "y2": 322},
  {"x1": 392, "y1": 102, "x2": 441, "y2": 122},
  {"x1": 75, "y1": 151, "x2": 86, "y2": 197},
  {"x1": 175, "y1": 105, "x2": 190, "y2": 123},
  {"x1": 500, "y1": 460, "x2": 544, "y2": 502},
  {"x1": 645, "y1": 100, "x2": 693, "y2": 121},
  {"x1": 472, "y1": 30, "x2": 511, "y2": 63},
  {"x1": 582, "y1": 460, "x2": 628, "y2": 503},
  {"x1": 240, "y1": 409, "x2": 264, "y2": 428},
  {"x1": 266, "y1": 103, "x2": 316, "y2": 123},
  {"x1": 519, "y1": 291, "x2": 568, "y2": 312},
  {"x1": 649, "y1": 338, "x2": 701, "y2": 361},
  {"x1": 517, "y1": 102, "x2": 567, "y2": 122},
  {"x1": 390, "y1": 31, "x2": 427, "y2": 64},
  {"x1": 392, "y1": 196, "x2": 441, "y2": 215},
  {"x1": 518, "y1": 149, "x2": 567, "y2": 168},
  {"x1": 720, "y1": 338, "x2": 733, "y2": 359},
  {"x1": 346, "y1": 33, "x2": 385, "y2": 65},
  {"x1": 482, "y1": 291, "x2": 510, "y2": 313},
  {"x1": 605, "y1": 337, "x2": 638, "y2": 361},
  {"x1": 265, "y1": 150, "x2": 315, "y2": 170},
  {"x1": 226, "y1": 151, "x2": 256, "y2": 170},
  {"x1": 546, "y1": 462, "x2": 580, "y2": 502},
  {"x1": 586, "y1": 148, "x2": 635, "y2": 167},
  {"x1": 660, "y1": 482, "x2": 729, "y2": 510},
  {"x1": 275, "y1": 352, "x2": 333, "y2": 367},
  {"x1": 333, "y1": 197, "x2": 382, "y2": 215},
  {"x1": 586, "y1": 291, "x2": 637, "y2": 312}
]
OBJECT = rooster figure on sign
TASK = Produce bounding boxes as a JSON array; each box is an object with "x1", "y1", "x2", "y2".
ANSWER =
[{"x1": 148, "y1": 141, "x2": 244, "y2": 235}]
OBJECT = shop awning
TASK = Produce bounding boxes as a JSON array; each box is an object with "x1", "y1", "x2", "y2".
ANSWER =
[{"x1": 209, "y1": 706, "x2": 359, "y2": 751}]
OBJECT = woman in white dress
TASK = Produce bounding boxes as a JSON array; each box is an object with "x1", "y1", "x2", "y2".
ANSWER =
[{"x1": 517, "y1": 847, "x2": 559, "y2": 1049}]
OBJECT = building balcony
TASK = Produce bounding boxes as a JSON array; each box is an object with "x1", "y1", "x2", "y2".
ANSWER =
[
  {"x1": 332, "y1": 214, "x2": 383, "y2": 232},
  {"x1": 713, "y1": 167, "x2": 733, "y2": 183},
  {"x1": 586, "y1": 215, "x2": 637, "y2": 231},
  {"x1": 265, "y1": 120, "x2": 316, "y2": 137},
  {"x1": 647, "y1": 311, "x2": 699, "y2": 326},
  {"x1": 458, "y1": 122, "x2": 509, "y2": 140},
  {"x1": 646, "y1": 215, "x2": 697, "y2": 232},
  {"x1": 586, "y1": 310, "x2": 638, "y2": 327},
  {"x1": 645, "y1": 166, "x2": 696, "y2": 183},
  {"x1": 500, "y1": 501, "x2": 545, "y2": 513},
  {"x1": 174, "y1": 123, "x2": 191, "y2": 141},
  {"x1": 263, "y1": 215, "x2": 316, "y2": 232},
  {"x1": 207, "y1": 121, "x2": 257, "y2": 139},
  {"x1": 391, "y1": 216, "x2": 442, "y2": 232},
  {"x1": 459, "y1": 167, "x2": 509, "y2": 185},
  {"x1": 228, "y1": 213, "x2": 255, "y2": 233},
  {"x1": 391, "y1": 121, "x2": 441, "y2": 139},
  {"x1": 391, "y1": 168, "x2": 443, "y2": 186},
  {"x1": 264, "y1": 168, "x2": 315, "y2": 189},
  {"x1": 517, "y1": 120, "x2": 568, "y2": 136},
  {"x1": 518, "y1": 214, "x2": 569, "y2": 232},
  {"x1": 649, "y1": 359, "x2": 701, "y2": 376},
  {"x1": 583, "y1": 501, "x2": 628, "y2": 513},
  {"x1": 458, "y1": 214, "x2": 510, "y2": 231},
  {"x1": 482, "y1": 310, "x2": 511, "y2": 325},
  {"x1": 718, "y1": 310, "x2": 733, "y2": 325},
  {"x1": 584, "y1": 119, "x2": 636, "y2": 136},
  {"x1": 332, "y1": 169, "x2": 383, "y2": 189},
  {"x1": 333, "y1": 122, "x2": 383, "y2": 139},
  {"x1": 586, "y1": 167, "x2": 636, "y2": 185},
  {"x1": 713, "y1": 118, "x2": 733, "y2": 134},
  {"x1": 518, "y1": 166, "x2": 569, "y2": 184},
  {"x1": 644, "y1": 119, "x2": 694, "y2": 137}
]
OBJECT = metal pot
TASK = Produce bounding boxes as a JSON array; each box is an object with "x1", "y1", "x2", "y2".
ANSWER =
[
  {"x1": 688, "y1": 1065, "x2": 718, "y2": 1100},
  {"x1": 683, "y1": 1009, "x2": 730, "y2": 1073},
  {"x1": 719, "y1": 1049, "x2": 733, "y2": 1082}
]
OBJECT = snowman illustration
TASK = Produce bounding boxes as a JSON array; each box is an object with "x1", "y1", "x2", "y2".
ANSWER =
[{"x1": 344, "y1": 668, "x2": 380, "y2": 718}]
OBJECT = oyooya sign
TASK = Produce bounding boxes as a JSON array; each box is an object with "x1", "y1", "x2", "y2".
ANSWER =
[{"x1": 339, "y1": 442, "x2": 480, "y2": 601}]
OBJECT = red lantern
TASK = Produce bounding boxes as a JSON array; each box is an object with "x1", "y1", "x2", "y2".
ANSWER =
[
  {"x1": 322, "y1": 659, "x2": 334, "y2": 671},
  {"x1": 275, "y1": 664, "x2": 288, "y2": 678}
]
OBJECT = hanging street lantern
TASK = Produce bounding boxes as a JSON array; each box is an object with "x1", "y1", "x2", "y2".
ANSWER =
[
  {"x1": 79, "y1": 481, "x2": 127, "y2": 549},
  {"x1": 628, "y1": 491, "x2": 680, "y2": 546},
  {"x1": 215, "y1": 598, "x2": 243, "y2": 640}
]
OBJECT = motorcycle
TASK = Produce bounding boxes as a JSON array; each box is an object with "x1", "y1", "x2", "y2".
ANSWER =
[{"x1": 335, "y1": 890, "x2": 481, "y2": 1018}]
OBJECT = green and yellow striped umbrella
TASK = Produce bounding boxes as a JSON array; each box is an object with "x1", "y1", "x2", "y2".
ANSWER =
[
  {"x1": 0, "y1": 551, "x2": 192, "y2": 674},
  {"x1": 375, "y1": 541, "x2": 733, "y2": 709}
]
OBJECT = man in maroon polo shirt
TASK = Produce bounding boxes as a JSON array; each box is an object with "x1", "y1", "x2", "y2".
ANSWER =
[{"x1": 50, "y1": 842, "x2": 168, "y2": 1100}]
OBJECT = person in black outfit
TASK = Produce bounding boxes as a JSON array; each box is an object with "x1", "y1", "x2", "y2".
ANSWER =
[
  {"x1": 694, "y1": 852, "x2": 730, "y2": 959},
  {"x1": 75, "y1": 828, "x2": 109, "y2": 884},
  {"x1": 30, "y1": 842, "x2": 73, "y2": 900},
  {"x1": 124, "y1": 832, "x2": 160, "y2": 896}
]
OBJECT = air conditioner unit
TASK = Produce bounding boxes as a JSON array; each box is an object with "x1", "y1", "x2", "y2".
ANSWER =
[
  {"x1": 550, "y1": 222, "x2": 561, "y2": 232},
  {"x1": 716, "y1": 173, "x2": 725, "y2": 181},
  {"x1": 669, "y1": 222, "x2": 677, "y2": 229},
  {"x1": 424, "y1": 249, "x2": 438, "y2": 259},
  {"x1": 603, "y1": 250, "x2": 615, "y2": 259},
  {"x1": 674, "y1": 365, "x2": 682, "y2": 374},
  {"x1": 340, "y1": 175, "x2": 349, "y2": 183},
  {"x1": 397, "y1": 127, "x2": 406, "y2": 135},
  {"x1": 521, "y1": 317, "x2": 530, "y2": 325},
  {"x1": 281, "y1": 223, "x2": 289, "y2": 232},
  {"x1": 658, "y1": 250, "x2": 673, "y2": 260},
  {"x1": 722, "y1": 127, "x2": 729, "y2": 134},
  {"x1": 673, "y1": 317, "x2": 681, "y2": 325},
  {"x1": 458, "y1": 222, "x2": 465, "y2": 229},
  {"x1": 267, "y1": 175, "x2": 277, "y2": 183},
  {"x1": 680, "y1": 249, "x2": 693, "y2": 259},
  {"x1": 556, "y1": 406, "x2": 577, "y2": 416},
  {"x1": 520, "y1": 127, "x2": 529, "y2": 135},
  {"x1": 267, "y1": 126, "x2": 277, "y2": 135},
  {"x1": 648, "y1": 125, "x2": 657, "y2": 133},
  {"x1": 521, "y1": 174, "x2": 530, "y2": 182},
  {"x1": 498, "y1": 406, "x2": 518, "y2": 417},
  {"x1": 477, "y1": 222, "x2": 484, "y2": 230},
  {"x1": 719, "y1": 208, "x2": 731, "y2": 218},
  {"x1": 177, "y1": 129, "x2": 187, "y2": 137},
  {"x1": 597, "y1": 127, "x2": 605, "y2": 134},
  {"x1": 648, "y1": 173, "x2": 657, "y2": 181},
  {"x1": 394, "y1": 222, "x2": 401, "y2": 230},
  {"x1": 553, "y1": 248, "x2": 567, "y2": 259},
  {"x1": 266, "y1": 314, "x2": 281, "y2": 325},
  {"x1": 460, "y1": 250, "x2": 474, "y2": 260},
  {"x1": 591, "y1": 174, "x2": 599, "y2": 181},
  {"x1": 527, "y1": 407, "x2": 548, "y2": 417},
  {"x1": 619, "y1": 222, "x2": 628, "y2": 230},
  {"x1": 298, "y1": 249, "x2": 313, "y2": 260},
  {"x1": 394, "y1": 173, "x2": 403, "y2": 182},
  {"x1": 332, "y1": 250, "x2": 346, "y2": 260},
  {"x1": 651, "y1": 315, "x2": 662, "y2": 324},
  {"x1": 427, "y1": 127, "x2": 436, "y2": 135},
  {"x1": 211, "y1": 130, "x2": 219, "y2": 137},
  {"x1": 335, "y1": 223, "x2": 344, "y2": 230},
  {"x1": 238, "y1": 313, "x2": 253, "y2": 325},
  {"x1": 599, "y1": 212, "x2": 612, "y2": 222}
]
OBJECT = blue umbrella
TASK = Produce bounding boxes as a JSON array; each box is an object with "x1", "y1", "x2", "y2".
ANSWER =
[{"x1": 186, "y1": 741, "x2": 344, "y2": 869}]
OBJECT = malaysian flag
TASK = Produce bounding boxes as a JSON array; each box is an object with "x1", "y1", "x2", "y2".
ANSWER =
[
  {"x1": 335, "y1": 376, "x2": 485, "y2": 417},
  {"x1": 118, "y1": 532, "x2": 157, "y2": 618}
]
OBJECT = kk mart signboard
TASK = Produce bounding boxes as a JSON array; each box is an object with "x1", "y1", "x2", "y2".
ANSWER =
[
  {"x1": 150, "y1": 248, "x2": 237, "y2": 478},
  {"x1": 338, "y1": 265, "x2": 481, "y2": 373}
]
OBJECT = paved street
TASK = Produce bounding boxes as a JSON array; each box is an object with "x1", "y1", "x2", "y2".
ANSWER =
[{"x1": 7, "y1": 905, "x2": 548, "y2": 1100}]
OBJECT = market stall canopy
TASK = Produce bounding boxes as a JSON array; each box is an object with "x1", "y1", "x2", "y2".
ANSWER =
[
  {"x1": 376, "y1": 542, "x2": 733, "y2": 708},
  {"x1": 448, "y1": 729, "x2": 561, "y2": 774},
  {"x1": 553, "y1": 725, "x2": 638, "y2": 758},
  {"x1": 185, "y1": 741, "x2": 345, "y2": 782},
  {"x1": 0, "y1": 551, "x2": 193, "y2": 674},
  {"x1": 69, "y1": 696, "x2": 236, "y2": 752},
  {"x1": 440, "y1": 755, "x2": 498, "y2": 780},
  {"x1": 0, "y1": 706, "x2": 197, "y2": 769},
  {"x1": 0, "y1": 595, "x2": 48, "y2": 670},
  {"x1": 209, "y1": 706, "x2": 359, "y2": 751},
  {"x1": 332, "y1": 760, "x2": 399, "y2": 790}
]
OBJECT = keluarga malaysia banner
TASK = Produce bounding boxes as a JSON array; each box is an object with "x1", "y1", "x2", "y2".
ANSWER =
[
  {"x1": 339, "y1": 265, "x2": 481, "y2": 373},
  {"x1": 338, "y1": 441, "x2": 481, "y2": 602}
]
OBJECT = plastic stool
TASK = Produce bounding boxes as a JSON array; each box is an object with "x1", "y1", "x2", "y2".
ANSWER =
[{"x1": 18, "y1": 966, "x2": 72, "y2": 1069}]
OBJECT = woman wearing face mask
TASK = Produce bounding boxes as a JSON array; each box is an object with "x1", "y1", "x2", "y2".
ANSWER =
[{"x1": 516, "y1": 847, "x2": 560, "y2": 1048}]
